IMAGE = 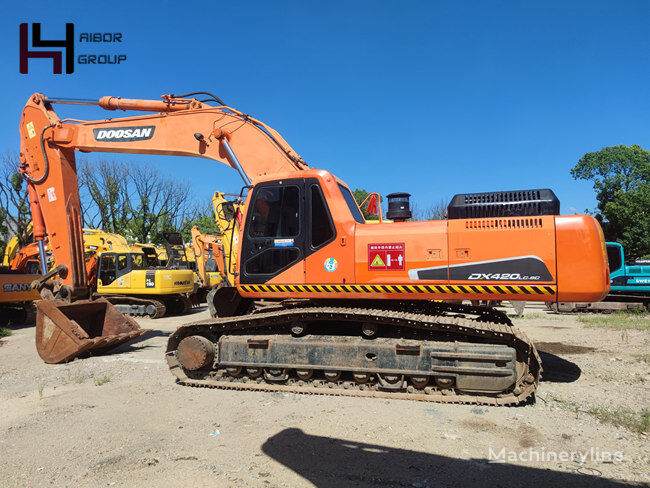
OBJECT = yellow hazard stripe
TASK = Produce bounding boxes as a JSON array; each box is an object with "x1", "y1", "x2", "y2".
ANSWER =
[{"x1": 238, "y1": 284, "x2": 556, "y2": 295}]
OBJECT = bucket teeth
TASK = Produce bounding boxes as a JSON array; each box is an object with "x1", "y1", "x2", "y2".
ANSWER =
[{"x1": 35, "y1": 298, "x2": 151, "y2": 364}]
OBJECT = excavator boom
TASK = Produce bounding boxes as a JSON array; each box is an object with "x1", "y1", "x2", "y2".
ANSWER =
[{"x1": 19, "y1": 92, "x2": 306, "y2": 362}]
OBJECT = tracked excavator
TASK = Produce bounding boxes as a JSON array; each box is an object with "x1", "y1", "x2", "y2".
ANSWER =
[
  {"x1": 550, "y1": 242, "x2": 650, "y2": 312},
  {"x1": 189, "y1": 226, "x2": 224, "y2": 302},
  {"x1": 82, "y1": 229, "x2": 195, "y2": 317},
  {"x1": 194, "y1": 190, "x2": 243, "y2": 312},
  {"x1": 8, "y1": 228, "x2": 194, "y2": 317},
  {"x1": 20, "y1": 92, "x2": 609, "y2": 405},
  {"x1": 1, "y1": 224, "x2": 42, "y2": 325}
]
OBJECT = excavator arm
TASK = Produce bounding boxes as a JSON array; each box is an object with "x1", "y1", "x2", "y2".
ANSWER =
[
  {"x1": 20, "y1": 93, "x2": 307, "y2": 299},
  {"x1": 19, "y1": 92, "x2": 307, "y2": 363}
]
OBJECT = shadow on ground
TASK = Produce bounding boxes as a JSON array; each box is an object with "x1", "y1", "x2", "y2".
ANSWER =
[
  {"x1": 537, "y1": 350, "x2": 582, "y2": 383},
  {"x1": 106, "y1": 329, "x2": 171, "y2": 354},
  {"x1": 262, "y1": 428, "x2": 635, "y2": 488}
]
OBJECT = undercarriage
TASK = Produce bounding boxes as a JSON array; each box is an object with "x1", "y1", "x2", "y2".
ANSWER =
[
  {"x1": 167, "y1": 301, "x2": 541, "y2": 405},
  {"x1": 97, "y1": 294, "x2": 192, "y2": 319}
]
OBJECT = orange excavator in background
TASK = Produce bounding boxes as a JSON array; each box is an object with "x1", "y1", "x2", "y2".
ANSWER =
[
  {"x1": 20, "y1": 92, "x2": 609, "y2": 404},
  {"x1": 191, "y1": 190, "x2": 244, "y2": 313},
  {"x1": 189, "y1": 226, "x2": 225, "y2": 302}
]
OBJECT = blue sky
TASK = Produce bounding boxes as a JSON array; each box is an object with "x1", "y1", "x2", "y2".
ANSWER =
[{"x1": 1, "y1": 1, "x2": 649, "y2": 215}]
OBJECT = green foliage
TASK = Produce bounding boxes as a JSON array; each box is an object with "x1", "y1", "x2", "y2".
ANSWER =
[
  {"x1": 587, "y1": 406, "x2": 650, "y2": 433},
  {"x1": 352, "y1": 189, "x2": 382, "y2": 221},
  {"x1": 571, "y1": 144, "x2": 650, "y2": 259},
  {"x1": 181, "y1": 208, "x2": 217, "y2": 241},
  {"x1": 0, "y1": 155, "x2": 33, "y2": 256},
  {"x1": 94, "y1": 374, "x2": 111, "y2": 386},
  {"x1": 80, "y1": 160, "x2": 200, "y2": 244},
  {"x1": 0, "y1": 208, "x2": 8, "y2": 257},
  {"x1": 577, "y1": 311, "x2": 650, "y2": 331}
]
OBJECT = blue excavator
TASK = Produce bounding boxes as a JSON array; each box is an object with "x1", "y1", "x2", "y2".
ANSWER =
[
  {"x1": 607, "y1": 242, "x2": 650, "y2": 304},
  {"x1": 553, "y1": 242, "x2": 649, "y2": 312}
]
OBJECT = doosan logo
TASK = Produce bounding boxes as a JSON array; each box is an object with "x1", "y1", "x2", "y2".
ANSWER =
[{"x1": 93, "y1": 126, "x2": 155, "y2": 142}]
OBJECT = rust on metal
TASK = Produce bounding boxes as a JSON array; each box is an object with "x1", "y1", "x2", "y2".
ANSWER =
[
  {"x1": 166, "y1": 303, "x2": 542, "y2": 406},
  {"x1": 35, "y1": 298, "x2": 150, "y2": 364},
  {"x1": 176, "y1": 335, "x2": 215, "y2": 371}
]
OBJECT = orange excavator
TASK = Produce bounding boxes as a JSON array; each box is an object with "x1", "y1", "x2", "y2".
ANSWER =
[{"x1": 20, "y1": 92, "x2": 609, "y2": 404}]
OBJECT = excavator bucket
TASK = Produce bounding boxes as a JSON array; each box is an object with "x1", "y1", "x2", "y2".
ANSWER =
[{"x1": 35, "y1": 298, "x2": 151, "y2": 364}]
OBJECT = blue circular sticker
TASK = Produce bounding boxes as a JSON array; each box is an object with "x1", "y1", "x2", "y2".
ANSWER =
[{"x1": 324, "y1": 258, "x2": 338, "y2": 272}]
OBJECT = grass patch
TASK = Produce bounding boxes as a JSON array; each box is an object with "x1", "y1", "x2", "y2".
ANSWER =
[
  {"x1": 94, "y1": 375, "x2": 110, "y2": 386},
  {"x1": 512, "y1": 312, "x2": 559, "y2": 320},
  {"x1": 549, "y1": 395, "x2": 650, "y2": 433},
  {"x1": 548, "y1": 394, "x2": 581, "y2": 413},
  {"x1": 578, "y1": 312, "x2": 650, "y2": 331},
  {"x1": 0, "y1": 328, "x2": 12, "y2": 337},
  {"x1": 588, "y1": 407, "x2": 650, "y2": 434},
  {"x1": 75, "y1": 373, "x2": 87, "y2": 384}
]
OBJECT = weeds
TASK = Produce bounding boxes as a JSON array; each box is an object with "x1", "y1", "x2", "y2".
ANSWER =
[
  {"x1": 75, "y1": 373, "x2": 87, "y2": 384},
  {"x1": 0, "y1": 328, "x2": 12, "y2": 337},
  {"x1": 94, "y1": 375, "x2": 110, "y2": 386},
  {"x1": 37, "y1": 382, "x2": 45, "y2": 399},
  {"x1": 549, "y1": 394, "x2": 650, "y2": 433},
  {"x1": 547, "y1": 394, "x2": 581, "y2": 413},
  {"x1": 634, "y1": 354, "x2": 650, "y2": 363},
  {"x1": 512, "y1": 312, "x2": 559, "y2": 320},
  {"x1": 578, "y1": 312, "x2": 650, "y2": 331},
  {"x1": 621, "y1": 330, "x2": 629, "y2": 342},
  {"x1": 588, "y1": 407, "x2": 650, "y2": 434}
]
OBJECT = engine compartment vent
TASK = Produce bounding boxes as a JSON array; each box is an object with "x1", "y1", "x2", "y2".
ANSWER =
[{"x1": 447, "y1": 189, "x2": 559, "y2": 219}]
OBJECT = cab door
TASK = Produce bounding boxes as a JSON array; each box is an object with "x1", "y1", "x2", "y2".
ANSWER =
[
  {"x1": 240, "y1": 179, "x2": 305, "y2": 285},
  {"x1": 115, "y1": 253, "x2": 132, "y2": 289},
  {"x1": 97, "y1": 253, "x2": 117, "y2": 290}
]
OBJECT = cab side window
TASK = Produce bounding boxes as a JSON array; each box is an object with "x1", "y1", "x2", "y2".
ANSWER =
[
  {"x1": 607, "y1": 246, "x2": 623, "y2": 273},
  {"x1": 310, "y1": 185, "x2": 335, "y2": 248}
]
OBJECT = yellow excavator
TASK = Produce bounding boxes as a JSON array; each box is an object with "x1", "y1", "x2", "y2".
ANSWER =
[
  {"x1": 189, "y1": 191, "x2": 243, "y2": 315},
  {"x1": 83, "y1": 229, "x2": 195, "y2": 318},
  {"x1": 2, "y1": 222, "x2": 34, "y2": 267},
  {"x1": 1, "y1": 223, "x2": 42, "y2": 325}
]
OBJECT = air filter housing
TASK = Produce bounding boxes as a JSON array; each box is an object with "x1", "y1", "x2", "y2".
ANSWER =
[
  {"x1": 386, "y1": 192, "x2": 412, "y2": 221},
  {"x1": 447, "y1": 189, "x2": 559, "y2": 219}
]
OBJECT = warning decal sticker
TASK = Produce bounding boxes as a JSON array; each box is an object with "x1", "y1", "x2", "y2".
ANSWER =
[{"x1": 368, "y1": 243, "x2": 405, "y2": 271}]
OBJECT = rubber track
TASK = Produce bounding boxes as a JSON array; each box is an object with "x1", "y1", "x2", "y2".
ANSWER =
[{"x1": 166, "y1": 306, "x2": 542, "y2": 406}]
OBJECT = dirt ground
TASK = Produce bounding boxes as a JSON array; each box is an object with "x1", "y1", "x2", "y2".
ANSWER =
[{"x1": 1, "y1": 304, "x2": 648, "y2": 488}]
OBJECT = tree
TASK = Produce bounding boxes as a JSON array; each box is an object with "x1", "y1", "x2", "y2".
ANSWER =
[
  {"x1": 79, "y1": 160, "x2": 131, "y2": 233},
  {"x1": 0, "y1": 208, "x2": 8, "y2": 258},
  {"x1": 411, "y1": 198, "x2": 448, "y2": 221},
  {"x1": 178, "y1": 202, "x2": 216, "y2": 240},
  {"x1": 79, "y1": 159, "x2": 203, "y2": 244},
  {"x1": 0, "y1": 154, "x2": 33, "y2": 256},
  {"x1": 124, "y1": 165, "x2": 194, "y2": 243},
  {"x1": 571, "y1": 144, "x2": 650, "y2": 259},
  {"x1": 352, "y1": 189, "x2": 382, "y2": 221}
]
